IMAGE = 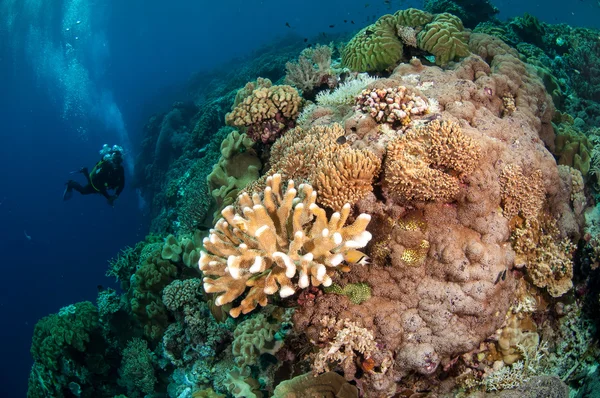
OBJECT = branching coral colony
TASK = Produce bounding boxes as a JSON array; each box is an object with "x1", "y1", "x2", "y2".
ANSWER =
[{"x1": 199, "y1": 174, "x2": 372, "y2": 317}]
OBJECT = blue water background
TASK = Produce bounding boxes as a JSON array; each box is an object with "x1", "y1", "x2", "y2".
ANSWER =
[{"x1": 0, "y1": 0, "x2": 599, "y2": 395}]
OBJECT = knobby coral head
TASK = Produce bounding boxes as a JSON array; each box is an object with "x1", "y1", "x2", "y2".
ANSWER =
[{"x1": 198, "y1": 173, "x2": 373, "y2": 317}]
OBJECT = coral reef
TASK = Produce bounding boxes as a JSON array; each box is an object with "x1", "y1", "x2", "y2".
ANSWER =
[{"x1": 29, "y1": 5, "x2": 600, "y2": 398}]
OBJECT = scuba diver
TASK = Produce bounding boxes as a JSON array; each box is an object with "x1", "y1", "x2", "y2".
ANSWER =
[{"x1": 63, "y1": 144, "x2": 125, "y2": 206}]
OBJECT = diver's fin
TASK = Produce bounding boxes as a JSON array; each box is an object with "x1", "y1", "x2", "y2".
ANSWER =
[{"x1": 63, "y1": 184, "x2": 73, "y2": 201}]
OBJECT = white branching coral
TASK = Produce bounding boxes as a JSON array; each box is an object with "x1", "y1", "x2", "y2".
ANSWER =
[
  {"x1": 199, "y1": 174, "x2": 372, "y2": 317},
  {"x1": 315, "y1": 73, "x2": 379, "y2": 107}
]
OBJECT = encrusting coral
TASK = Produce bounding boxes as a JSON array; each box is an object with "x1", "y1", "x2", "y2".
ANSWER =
[
  {"x1": 199, "y1": 173, "x2": 373, "y2": 317},
  {"x1": 383, "y1": 119, "x2": 481, "y2": 202}
]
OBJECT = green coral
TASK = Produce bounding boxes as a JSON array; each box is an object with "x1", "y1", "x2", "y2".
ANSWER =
[
  {"x1": 394, "y1": 8, "x2": 433, "y2": 27},
  {"x1": 554, "y1": 123, "x2": 593, "y2": 178},
  {"x1": 207, "y1": 130, "x2": 261, "y2": 222},
  {"x1": 130, "y1": 253, "x2": 178, "y2": 341},
  {"x1": 342, "y1": 15, "x2": 404, "y2": 72},
  {"x1": 161, "y1": 234, "x2": 183, "y2": 262},
  {"x1": 118, "y1": 338, "x2": 156, "y2": 397},
  {"x1": 31, "y1": 302, "x2": 99, "y2": 371},
  {"x1": 324, "y1": 282, "x2": 372, "y2": 304},
  {"x1": 28, "y1": 302, "x2": 102, "y2": 398},
  {"x1": 417, "y1": 12, "x2": 470, "y2": 65}
]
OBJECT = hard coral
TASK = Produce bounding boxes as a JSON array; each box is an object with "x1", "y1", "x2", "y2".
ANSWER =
[
  {"x1": 285, "y1": 44, "x2": 334, "y2": 97},
  {"x1": 355, "y1": 85, "x2": 429, "y2": 126},
  {"x1": 293, "y1": 31, "x2": 570, "y2": 396},
  {"x1": 269, "y1": 123, "x2": 381, "y2": 212},
  {"x1": 499, "y1": 164, "x2": 545, "y2": 220},
  {"x1": 342, "y1": 15, "x2": 403, "y2": 73},
  {"x1": 383, "y1": 119, "x2": 481, "y2": 202},
  {"x1": 199, "y1": 174, "x2": 373, "y2": 317},
  {"x1": 225, "y1": 82, "x2": 302, "y2": 144},
  {"x1": 512, "y1": 217, "x2": 575, "y2": 297},
  {"x1": 417, "y1": 13, "x2": 470, "y2": 65}
]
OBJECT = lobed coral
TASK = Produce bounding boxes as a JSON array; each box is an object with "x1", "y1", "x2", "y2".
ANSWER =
[
  {"x1": 417, "y1": 12, "x2": 471, "y2": 66},
  {"x1": 199, "y1": 174, "x2": 372, "y2": 317},
  {"x1": 207, "y1": 130, "x2": 261, "y2": 222},
  {"x1": 342, "y1": 15, "x2": 403, "y2": 73}
]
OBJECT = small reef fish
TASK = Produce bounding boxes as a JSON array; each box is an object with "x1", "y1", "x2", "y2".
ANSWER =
[
  {"x1": 285, "y1": 22, "x2": 291, "y2": 28},
  {"x1": 345, "y1": 249, "x2": 370, "y2": 265},
  {"x1": 494, "y1": 269, "x2": 507, "y2": 284},
  {"x1": 329, "y1": 24, "x2": 335, "y2": 28},
  {"x1": 336, "y1": 135, "x2": 347, "y2": 144}
]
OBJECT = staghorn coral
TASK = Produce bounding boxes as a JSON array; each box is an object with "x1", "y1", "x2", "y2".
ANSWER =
[
  {"x1": 417, "y1": 12, "x2": 470, "y2": 66},
  {"x1": 225, "y1": 82, "x2": 302, "y2": 144},
  {"x1": 383, "y1": 119, "x2": 481, "y2": 202},
  {"x1": 199, "y1": 174, "x2": 372, "y2": 317}
]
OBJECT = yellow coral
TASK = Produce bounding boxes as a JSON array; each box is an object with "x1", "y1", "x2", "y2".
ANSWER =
[
  {"x1": 225, "y1": 83, "x2": 302, "y2": 143},
  {"x1": 383, "y1": 119, "x2": 481, "y2": 202},
  {"x1": 226, "y1": 85, "x2": 301, "y2": 127},
  {"x1": 199, "y1": 174, "x2": 373, "y2": 317},
  {"x1": 314, "y1": 146, "x2": 381, "y2": 211},
  {"x1": 269, "y1": 123, "x2": 381, "y2": 211},
  {"x1": 512, "y1": 217, "x2": 574, "y2": 297}
]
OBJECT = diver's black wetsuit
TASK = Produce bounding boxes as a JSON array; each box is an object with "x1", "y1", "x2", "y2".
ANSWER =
[{"x1": 66, "y1": 160, "x2": 125, "y2": 202}]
